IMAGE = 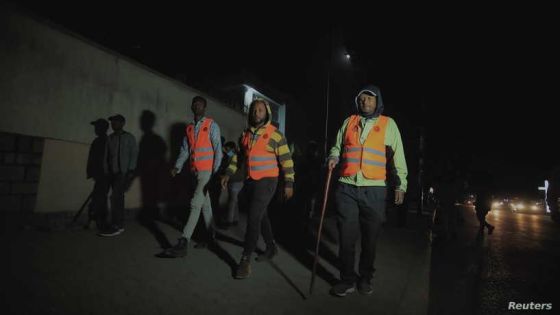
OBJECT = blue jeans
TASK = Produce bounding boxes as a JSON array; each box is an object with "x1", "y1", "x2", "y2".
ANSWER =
[{"x1": 227, "y1": 181, "x2": 243, "y2": 223}]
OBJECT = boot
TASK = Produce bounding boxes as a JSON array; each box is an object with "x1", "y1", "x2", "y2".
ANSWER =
[
  {"x1": 235, "y1": 255, "x2": 251, "y2": 279},
  {"x1": 165, "y1": 237, "x2": 188, "y2": 257}
]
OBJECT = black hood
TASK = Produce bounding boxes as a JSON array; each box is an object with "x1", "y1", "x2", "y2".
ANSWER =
[
  {"x1": 247, "y1": 98, "x2": 272, "y2": 128},
  {"x1": 354, "y1": 84, "x2": 384, "y2": 118}
]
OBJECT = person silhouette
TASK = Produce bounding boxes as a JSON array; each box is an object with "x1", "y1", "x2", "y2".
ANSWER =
[
  {"x1": 137, "y1": 110, "x2": 170, "y2": 248},
  {"x1": 87, "y1": 118, "x2": 109, "y2": 230},
  {"x1": 97, "y1": 114, "x2": 138, "y2": 237},
  {"x1": 472, "y1": 170, "x2": 495, "y2": 235}
]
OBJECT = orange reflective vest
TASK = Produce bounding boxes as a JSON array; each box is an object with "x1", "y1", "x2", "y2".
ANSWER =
[
  {"x1": 185, "y1": 118, "x2": 214, "y2": 172},
  {"x1": 242, "y1": 124, "x2": 279, "y2": 180},
  {"x1": 341, "y1": 115, "x2": 388, "y2": 180}
]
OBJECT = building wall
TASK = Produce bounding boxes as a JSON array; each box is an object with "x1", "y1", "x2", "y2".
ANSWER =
[
  {"x1": 0, "y1": 8, "x2": 246, "y2": 214},
  {"x1": 34, "y1": 138, "x2": 144, "y2": 214},
  {"x1": 0, "y1": 132, "x2": 44, "y2": 215}
]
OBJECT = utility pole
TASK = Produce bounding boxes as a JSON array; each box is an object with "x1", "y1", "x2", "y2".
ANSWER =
[{"x1": 324, "y1": 26, "x2": 333, "y2": 158}]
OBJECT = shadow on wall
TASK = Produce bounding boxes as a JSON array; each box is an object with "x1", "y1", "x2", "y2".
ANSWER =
[
  {"x1": 136, "y1": 112, "x2": 194, "y2": 247},
  {"x1": 136, "y1": 110, "x2": 172, "y2": 247},
  {"x1": 169, "y1": 123, "x2": 186, "y2": 163},
  {"x1": 164, "y1": 122, "x2": 193, "y2": 227}
]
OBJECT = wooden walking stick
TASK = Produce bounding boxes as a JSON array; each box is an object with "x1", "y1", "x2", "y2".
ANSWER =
[
  {"x1": 309, "y1": 166, "x2": 333, "y2": 295},
  {"x1": 72, "y1": 191, "x2": 94, "y2": 224}
]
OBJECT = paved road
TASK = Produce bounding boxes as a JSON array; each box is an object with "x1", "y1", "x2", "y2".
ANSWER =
[
  {"x1": 1, "y1": 208, "x2": 432, "y2": 315},
  {"x1": 475, "y1": 209, "x2": 559, "y2": 314},
  {"x1": 11, "y1": 202, "x2": 553, "y2": 315}
]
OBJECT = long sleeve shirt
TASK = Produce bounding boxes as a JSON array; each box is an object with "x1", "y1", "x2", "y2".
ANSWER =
[
  {"x1": 329, "y1": 116, "x2": 408, "y2": 191},
  {"x1": 226, "y1": 124, "x2": 295, "y2": 188},
  {"x1": 174, "y1": 117, "x2": 222, "y2": 174}
]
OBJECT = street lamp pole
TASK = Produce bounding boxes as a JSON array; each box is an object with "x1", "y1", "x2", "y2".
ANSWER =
[
  {"x1": 324, "y1": 65, "x2": 331, "y2": 157},
  {"x1": 324, "y1": 27, "x2": 333, "y2": 158}
]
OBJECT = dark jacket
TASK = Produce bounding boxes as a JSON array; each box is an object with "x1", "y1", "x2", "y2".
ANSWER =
[
  {"x1": 472, "y1": 171, "x2": 494, "y2": 213},
  {"x1": 87, "y1": 135, "x2": 107, "y2": 179},
  {"x1": 103, "y1": 131, "x2": 138, "y2": 174},
  {"x1": 354, "y1": 84, "x2": 385, "y2": 118}
]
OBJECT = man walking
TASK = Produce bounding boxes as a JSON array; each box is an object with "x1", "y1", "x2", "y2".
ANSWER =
[
  {"x1": 327, "y1": 85, "x2": 408, "y2": 296},
  {"x1": 164, "y1": 96, "x2": 222, "y2": 257},
  {"x1": 221, "y1": 99, "x2": 294, "y2": 279}
]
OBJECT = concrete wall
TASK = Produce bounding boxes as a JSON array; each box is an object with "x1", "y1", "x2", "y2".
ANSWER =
[
  {"x1": 34, "y1": 138, "x2": 142, "y2": 213},
  {"x1": 0, "y1": 8, "x2": 246, "y2": 213}
]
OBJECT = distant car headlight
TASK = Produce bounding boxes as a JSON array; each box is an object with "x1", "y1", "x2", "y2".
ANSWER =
[
  {"x1": 492, "y1": 201, "x2": 501, "y2": 208},
  {"x1": 531, "y1": 205, "x2": 538, "y2": 210},
  {"x1": 517, "y1": 203, "x2": 525, "y2": 209}
]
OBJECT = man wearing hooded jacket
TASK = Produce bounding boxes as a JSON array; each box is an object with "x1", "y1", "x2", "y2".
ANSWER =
[
  {"x1": 327, "y1": 85, "x2": 408, "y2": 296},
  {"x1": 221, "y1": 99, "x2": 295, "y2": 279}
]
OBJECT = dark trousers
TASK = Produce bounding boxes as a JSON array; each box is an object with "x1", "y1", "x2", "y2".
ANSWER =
[
  {"x1": 335, "y1": 183, "x2": 386, "y2": 283},
  {"x1": 91, "y1": 176, "x2": 109, "y2": 228},
  {"x1": 109, "y1": 173, "x2": 128, "y2": 227},
  {"x1": 239, "y1": 177, "x2": 278, "y2": 257},
  {"x1": 476, "y1": 209, "x2": 492, "y2": 229}
]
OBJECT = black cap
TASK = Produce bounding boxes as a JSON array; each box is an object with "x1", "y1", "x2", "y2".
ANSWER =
[
  {"x1": 90, "y1": 118, "x2": 109, "y2": 128},
  {"x1": 108, "y1": 114, "x2": 126, "y2": 123}
]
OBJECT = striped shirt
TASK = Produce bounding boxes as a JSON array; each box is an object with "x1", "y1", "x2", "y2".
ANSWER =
[{"x1": 226, "y1": 124, "x2": 295, "y2": 187}]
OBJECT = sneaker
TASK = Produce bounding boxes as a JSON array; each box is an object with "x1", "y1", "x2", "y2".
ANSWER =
[
  {"x1": 97, "y1": 226, "x2": 124, "y2": 237},
  {"x1": 256, "y1": 244, "x2": 278, "y2": 262},
  {"x1": 357, "y1": 278, "x2": 373, "y2": 295},
  {"x1": 331, "y1": 282, "x2": 356, "y2": 297},
  {"x1": 163, "y1": 237, "x2": 188, "y2": 258},
  {"x1": 235, "y1": 256, "x2": 251, "y2": 279},
  {"x1": 488, "y1": 226, "x2": 495, "y2": 235}
]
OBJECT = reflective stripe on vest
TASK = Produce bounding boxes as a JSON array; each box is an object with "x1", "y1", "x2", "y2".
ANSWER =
[
  {"x1": 185, "y1": 118, "x2": 214, "y2": 171},
  {"x1": 242, "y1": 124, "x2": 279, "y2": 180},
  {"x1": 341, "y1": 115, "x2": 388, "y2": 180}
]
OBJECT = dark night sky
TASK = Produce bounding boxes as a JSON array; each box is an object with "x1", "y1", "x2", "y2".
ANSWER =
[{"x1": 11, "y1": 2, "x2": 560, "y2": 194}]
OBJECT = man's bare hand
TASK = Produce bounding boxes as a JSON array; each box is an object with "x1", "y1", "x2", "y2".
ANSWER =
[
  {"x1": 284, "y1": 187, "x2": 294, "y2": 200},
  {"x1": 221, "y1": 175, "x2": 230, "y2": 190},
  {"x1": 395, "y1": 190, "x2": 405, "y2": 205},
  {"x1": 170, "y1": 168, "x2": 179, "y2": 177},
  {"x1": 327, "y1": 158, "x2": 337, "y2": 171}
]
